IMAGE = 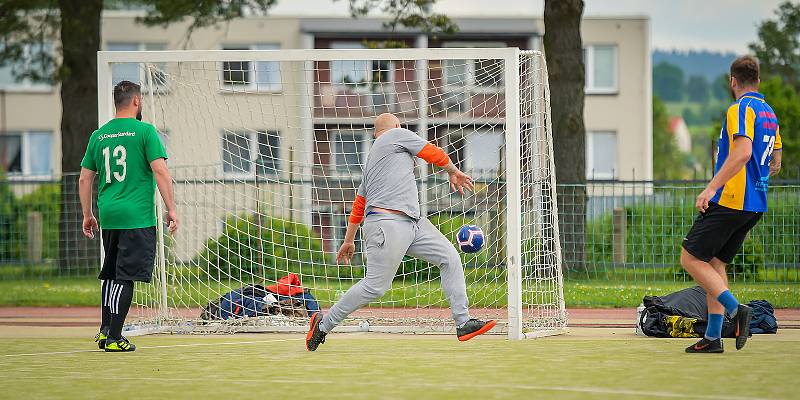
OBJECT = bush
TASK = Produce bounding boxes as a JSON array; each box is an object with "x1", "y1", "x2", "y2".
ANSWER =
[
  {"x1": 196, "y1": 214, "x2": 327, "y2": 281},
  {"x1": 584, "y1": 193, "x2": 799, "y2": 282},
  {"x1": 0, "y1": 171, "x2": 15, "y2": 261},
  {"x1": 15, "y1": 183, "x2": 60, "y2": 260}
]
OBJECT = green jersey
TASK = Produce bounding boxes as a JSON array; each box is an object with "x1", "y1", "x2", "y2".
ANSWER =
[{"x1": 80, "y1": 118, "x2": 168, "y2": 229}]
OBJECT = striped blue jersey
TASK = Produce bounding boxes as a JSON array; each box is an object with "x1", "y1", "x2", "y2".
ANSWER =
[{"x1": 712, "y1": 92, "x2": 782, "y2": 212}]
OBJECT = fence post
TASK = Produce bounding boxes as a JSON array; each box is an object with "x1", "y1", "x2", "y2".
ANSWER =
[
  {"x1": 612, "y1": 208, "x2": 626, "y2": 265},
  {"x1": 27, "y1": 211, "x2": 43, "y2": 263}
]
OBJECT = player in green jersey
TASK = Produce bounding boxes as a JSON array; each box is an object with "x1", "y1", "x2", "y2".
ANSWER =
[{"x1": 79, "y1": 81, "x2": 178, "y2": 352}]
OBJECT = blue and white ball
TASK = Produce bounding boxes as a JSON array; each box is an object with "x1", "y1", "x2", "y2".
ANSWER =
[{"x1": 457, "y1": 225, "x2": 485, "y2": 254}]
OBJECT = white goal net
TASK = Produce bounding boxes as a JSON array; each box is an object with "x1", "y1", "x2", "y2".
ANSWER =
[{"x1": 97, "y1": 48, "x2": 566, "y2": 339}]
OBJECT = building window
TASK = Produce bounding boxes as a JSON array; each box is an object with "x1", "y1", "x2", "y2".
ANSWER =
[
  {"x1": 0, "y1": 43, "x2": 54, "y2": 91},
  {"x1": 329, "y1": 42, "x2": 391, "y2": 88},
  {"x1": 332, "y1": 130, "x2": 370, "y2": 174},
  {"x1": 584, "y1": 45, "x2": 618, "y2": 94},
  {"x1": 107, "y1": 42, "x2": 168, "y2": 90},
  {"x1": 222, "y1": 130, "x2": 281, "y2": 178},
  {"x1": 465, "y1": 131, "x2": 504, "y2": 179},
  {"x1": 328, "y1": 42, "x2": 394, "y2": 112},
  {"x1": 586, "y1": 131, "x2": 617, "y2": 179},
  {"x1": 0, "y1": 131, "x2": 53, "y2": 177},
  {"x1": 221, "y1": 44, "x2": 282, "y2": 92},
  {"x1": 440, "y1": 42, "x2": 505, "y2": 113}
]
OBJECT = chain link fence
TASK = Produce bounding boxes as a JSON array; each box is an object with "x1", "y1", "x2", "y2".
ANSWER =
[
  {"x1": 2, "y1": 171, "x2": 798, "y2": 306},
  {"x1": 0, "y1": 173, "x2": 100, "y2": 280}
]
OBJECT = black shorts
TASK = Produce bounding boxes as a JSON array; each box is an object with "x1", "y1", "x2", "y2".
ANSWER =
[
  {"x1": 100, "y1": 227, "x2": 157, "y2": 283},
  {"x1": 682, "y1": 202, "x2": 762, "y2": 264}
]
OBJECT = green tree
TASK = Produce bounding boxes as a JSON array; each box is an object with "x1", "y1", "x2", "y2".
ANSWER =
[
  {"x1": 653, "y1": 96, "x2": 688, "y2": 180},
  {"x1": 1, "y1": 0, "x2": 102, "y2": 268},
  {"x1": 712, "y1": 73, "x2": 731, "y2": 101},
  {"x1": 750, "y1": 1, "x2": 800, "y2": 91},
  {"x1": 686, "y1": 75, "x2": 710, "y2": 103},
  {"x1": 760, "y1": 76, "x2": 799, "y2": 178},
  {"x1": 544, "y1": 0, "x2": 586, "y2": 271},
  {"x1": 653, "y1": 61, "x2": 685, "y2": 101}
]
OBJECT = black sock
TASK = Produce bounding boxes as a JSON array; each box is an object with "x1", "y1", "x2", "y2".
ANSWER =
[
  {"x1": 100, "y1": 280, "x2": 113, "y2": 334},
  {"x1": 108, "y1": 280, "x2": 134, "y2": 341}
]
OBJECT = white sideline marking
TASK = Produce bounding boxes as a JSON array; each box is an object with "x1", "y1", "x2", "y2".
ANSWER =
[
  {"x1": 7, "y1": 374, "x2": 773, "y2": 400},
  {"x1": 2, "y1": 338, "x2": 300, "y2": 358}
]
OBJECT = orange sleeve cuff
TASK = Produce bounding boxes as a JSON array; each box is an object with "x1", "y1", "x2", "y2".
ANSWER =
[
  {"x1": 349, "y1": 195, "x2": 366, "y2": 224},
  {"x1": 417, "y1": 143, "x2": 450, "y2": 167}
]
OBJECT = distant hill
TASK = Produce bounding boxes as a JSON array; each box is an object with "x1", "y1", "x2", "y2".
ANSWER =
[{"x1": 652, "y1": 50, "x2": 737, "y2": 81}]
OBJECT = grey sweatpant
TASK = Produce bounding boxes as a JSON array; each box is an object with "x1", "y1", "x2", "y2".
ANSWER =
[{"x1": 320, "y1": 213, "x2": 470, "y2": 332}]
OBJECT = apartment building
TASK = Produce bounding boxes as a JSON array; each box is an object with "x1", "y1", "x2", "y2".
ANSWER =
[{"x1": 0, "y1": 12, "x2": 651, "y2": 258}]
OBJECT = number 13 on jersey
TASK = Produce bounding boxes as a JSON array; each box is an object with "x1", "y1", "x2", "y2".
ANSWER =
[{"x1": 102, "y1": 145, "x2": 127, "y2": 183}]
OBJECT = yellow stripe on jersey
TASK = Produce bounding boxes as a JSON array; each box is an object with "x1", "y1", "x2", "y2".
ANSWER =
[
  {"x1": 719, "y1": 166, "x2": 747, "y2": 210},
  {"x1": 726, "y1": 104, "x2": 740, "y2": 135},
  {"x1": 744, "y1": 107, "x2": 756, "y2": 140},
  {"x1": 720, "y1": 105, "x2": 747, "y2": 210},
  {"x1": 775, "y1": 126, "x2": 783, "y2": 150}
]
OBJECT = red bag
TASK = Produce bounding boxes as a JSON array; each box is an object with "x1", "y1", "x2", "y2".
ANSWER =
[{"x1": 266, "y1": 273, "x2": 305, "y2": 296}]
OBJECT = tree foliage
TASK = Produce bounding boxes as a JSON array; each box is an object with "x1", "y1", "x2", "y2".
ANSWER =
[
  {"x1": 652, "y1": 96, "x2": 689, "y2": 180},
  {"x1": 686, "y1": 75, "x2": 710, "y2": 103},
  {"x1": 760, "y1": 76, "x2": 800, "y2": 178},
  {"x1": 136, "y1": 0, "x2": 278, "y2": 45},
  {"x1": 653, "y1": 61, "x2": 685, "y2": 102},
  {"x1": 712, "y1": 73, "x2": 730, "y2": 101},
  {"x1": 345, "y1": 0, "x2": 458, "y2": 34},
  {"x1": 750, "y1": 1, "x2": 800, "y2": 91},
  {"x1": 0, "y1": 0, "x2": 59, "y2": 83}
]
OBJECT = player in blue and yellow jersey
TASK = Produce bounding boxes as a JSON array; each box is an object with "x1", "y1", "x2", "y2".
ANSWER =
[{"x1": 682, "y1": 56, "x2": 783, "y2": 354}]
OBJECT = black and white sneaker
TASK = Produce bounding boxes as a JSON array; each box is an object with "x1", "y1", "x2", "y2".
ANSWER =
[
  {"x1": 306, "y1": 313, "x2": 327, "y2": 352},
  {"x1": 733, "y1": 304, "x2": 753, "y2": 350},
  {"x1": 685, "y1": 337, "x2": 724, "y2": 353}
]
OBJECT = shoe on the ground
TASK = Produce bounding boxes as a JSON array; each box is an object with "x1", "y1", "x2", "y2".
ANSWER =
[
  {"x1": 685, "y1": 337, "x2": 724, "y2": 353},
  {"x1": 733, "y1": 304, "x2": 753, "y2": 350},
  {"x1": 306, "y1": 312, "x2": 327, "y2": 352},
  {"x1": 456, "y1": 319, "x2": 497, "y2": 342},
  {"x1": 104, "y1": 337, "x2": 136, "y2": 352},
  {"x1": 94, "y1": 331, "x2": 108, "y2": 350}
]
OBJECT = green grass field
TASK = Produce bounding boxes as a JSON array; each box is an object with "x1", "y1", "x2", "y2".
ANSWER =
[
  {"x1": 1, "y1": 327, "x2": 797, "y2": 399},
  {"x1": 1, "y1": 277, "x2": 799, "y2": 308}
]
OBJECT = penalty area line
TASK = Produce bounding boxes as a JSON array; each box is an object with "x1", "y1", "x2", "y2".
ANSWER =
[{"x1": 2, "y1": 338, "x2": 301, "y2": 358}]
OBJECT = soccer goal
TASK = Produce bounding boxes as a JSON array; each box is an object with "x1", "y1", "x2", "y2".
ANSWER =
[{"x1": 96, "y1": 47, "x2": 566, "y2": 340}]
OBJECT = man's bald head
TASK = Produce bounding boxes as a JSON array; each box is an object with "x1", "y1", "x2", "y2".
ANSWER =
[{"x1": 374, "y1": 113, "x2": 401, "y2": 138}]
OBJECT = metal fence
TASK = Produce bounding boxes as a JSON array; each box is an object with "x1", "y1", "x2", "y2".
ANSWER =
[
  {"x1": 2, "y1": 173, "x2": 798, "y2": 290},
  {"x1": 557, "y1": 179, "x2": 800, "y2": 284}
]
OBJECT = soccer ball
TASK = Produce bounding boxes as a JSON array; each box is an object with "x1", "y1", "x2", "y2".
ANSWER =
[{"x1": 457, "y1": 225, "x2": 484, "y2": 253}]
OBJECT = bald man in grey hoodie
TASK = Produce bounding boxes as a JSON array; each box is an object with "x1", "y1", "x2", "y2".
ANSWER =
[{"x1": 306, "y1": 113, "x2": 496, "y2": 351}]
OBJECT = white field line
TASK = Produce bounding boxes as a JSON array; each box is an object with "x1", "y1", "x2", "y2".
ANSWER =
[
  {"x1": 1, "y1": 338, "x2": 301, "y2": 358},
  {"x1": 7, "y1": 373, "x2": 776, "y2": 400}
]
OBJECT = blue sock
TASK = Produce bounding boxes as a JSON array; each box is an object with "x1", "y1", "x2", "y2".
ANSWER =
[
  {"x1": 716, "y1": 290, "x2": 739, "y2": 316},
  {"x1": 705, "y1": 313, "x2": 723, "y2": 340}
]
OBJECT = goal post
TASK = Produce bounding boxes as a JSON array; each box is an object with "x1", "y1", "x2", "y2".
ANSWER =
[{"x1": 96, "y1": 47, "x2": 567, "y2": 340}]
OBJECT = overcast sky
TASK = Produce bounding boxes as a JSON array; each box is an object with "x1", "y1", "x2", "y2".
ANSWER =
[{"x1": 268, "y1": 0, "x2": 785, "y2": 53}]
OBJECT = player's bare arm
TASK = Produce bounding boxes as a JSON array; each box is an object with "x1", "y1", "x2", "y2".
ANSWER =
[
  {"x1": 78, "y1": 167, "x2": 99, "y2": 239},
  {"x1": 770, "y1": 148, "x2": 782, "y2": 176},
  {"x1": 696, "y1": 136, "x2": 752, "y2": 212},
  {"x1": 151, "y1": 158, "x2": 179, "y2": 234}
]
